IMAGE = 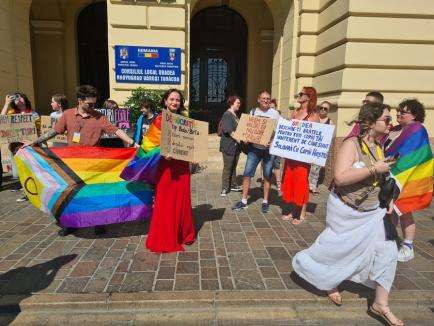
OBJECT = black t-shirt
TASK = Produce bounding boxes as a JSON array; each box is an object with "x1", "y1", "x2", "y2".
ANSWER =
[{"x1": 219, "y1": 110, "x2": 240, "y2": 155}]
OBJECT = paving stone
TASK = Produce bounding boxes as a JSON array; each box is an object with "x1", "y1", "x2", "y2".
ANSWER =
[
  {"x1": 70, "y1": 262, "x2": 98, "y2": 277},
  {"x1": 176, "y1": 261, "x2": 199, "y2": 274},
  {"x1": 201, "y1": 279, "x2": 219, "y2": 290},
  {"x1": 57, "y1": 277, "x2": 90, "y2": 293},
  {"x1": 120, "y1": 272, "x2": 154, "y2": 292},
  {"x1": 201, "y1": 267, "x2": 218, "y2": 279},
  {"x1": 157, "y1": 267, "x2": 175, "y2": 279},
  {"x1": 154, "y1": 280, "x2": 174, "y2": 291},
  {"x1": 174, "y1": 274, "x2": 199, "y2": 291},
  {"x1": 178, "y1": 252, "x2": 198, "y2": 261},
  {"x1": 130, "y1": 252, "x2": 159, "y2": 272}
]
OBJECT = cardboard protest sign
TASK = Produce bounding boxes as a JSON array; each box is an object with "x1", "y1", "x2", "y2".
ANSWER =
[
  {"x1": 160, "y1": 110, "x2": 208, "y2": 163},
  {"x1": 270, "y1": 119, "x2": 335, "y2": 167},
  {"x1": 233, "y1": 113, "x2": 277, "y2": 146},
  {"x1": 40, "y1": 116, "x2": 67, "y2": 144},
  {"x1": 0, "y1": 114, "x2": 37, "y2": 171},
  {"x1": 95, "y1": 108, "x2": 131, "y2": 137}
]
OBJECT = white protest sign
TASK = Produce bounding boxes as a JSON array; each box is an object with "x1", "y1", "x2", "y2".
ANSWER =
[{"x1": 270, "y1": 119, "x2": 335, "y2": 167}]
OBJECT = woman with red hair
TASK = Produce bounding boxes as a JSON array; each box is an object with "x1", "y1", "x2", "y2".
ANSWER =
[{"x1": 281, "y1": 87, "x2": 320, "y2": 224}]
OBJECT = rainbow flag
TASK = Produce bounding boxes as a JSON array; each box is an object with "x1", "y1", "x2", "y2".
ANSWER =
[
  {"x1": 385, "y1": 122, "x2": 433, "y2": 215},
  {"x1": 121, "y1": 114, "x2": 162, "y2": 184},
  {"x1": 14, "y1": 146, "x2": 153, "y2": 228}
]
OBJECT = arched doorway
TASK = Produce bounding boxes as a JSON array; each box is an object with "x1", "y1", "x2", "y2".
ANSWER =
[
  {"x1": 77, "y1": 2, "x2": 109, "y2": 104},
  {"x1": 190, "y1": 7, "x2": 247, "y2": 132}
]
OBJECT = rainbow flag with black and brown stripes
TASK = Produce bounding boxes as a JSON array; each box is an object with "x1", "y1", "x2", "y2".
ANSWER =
[
  {"x1": 385, "y1": 122, "x2": 433, "y2": 215},
  {"x1": 121, "y1": 114, "x2": 162, "y2": 184},
  {"x1": 14, "y1": 146, "x2": 153, "y2": 228}
]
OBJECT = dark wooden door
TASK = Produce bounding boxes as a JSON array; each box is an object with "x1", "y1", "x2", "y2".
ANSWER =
[{"x1": 190, "y1": 7, "x2": 247, "y2": 132}]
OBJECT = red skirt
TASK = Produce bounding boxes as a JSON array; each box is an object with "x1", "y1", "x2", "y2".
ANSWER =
[
  {"x1": 281, "y1": 159, "x2": 310, "y2": 206},
  {"x1": 146, "y1": 159, "x2": 195, "y2": 253}
]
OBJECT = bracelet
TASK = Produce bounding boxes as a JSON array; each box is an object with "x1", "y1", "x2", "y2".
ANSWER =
[{"x1": 367, "y1": 166, "x2": 375, "y2": 177}]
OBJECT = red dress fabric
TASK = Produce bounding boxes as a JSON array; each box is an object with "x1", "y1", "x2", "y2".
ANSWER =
[
  {"x1": 146, "y1": 158, "x2": 195, "y2": 253},
  {"x1": 281, "y1": 113, "x2": 311, "y2": 206}
]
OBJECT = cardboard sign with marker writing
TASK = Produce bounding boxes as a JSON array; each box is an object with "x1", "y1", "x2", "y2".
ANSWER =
[
  {"x1": 40, "y1": 116, "x2": 67, "y2": 144},
  {"x1": 160, "y1": 110, "x2": 208, "y2": 163},
  {"x1": 233, "y1": 113, "x2": 277, "y2": 146}
]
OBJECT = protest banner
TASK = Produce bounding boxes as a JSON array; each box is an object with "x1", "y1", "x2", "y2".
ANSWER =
[
  {"x1": 95, "y1": 108, "x2": 131, "y2": 137},
  {"x1": 233, "y1": 113, "x2": 277, "y2": 146},
  {"x1": 0, "y1": 114, "x2": 37, "y2": 171},
  {"x1": 160, "y1": 110, "x2": 208, "y2": 163},
  {"x1": 40, "y1": 116, "x2": 67, "y2": 144},
  {"x1": 270, "y1": 119, "x2": 335, "y2": 167}
]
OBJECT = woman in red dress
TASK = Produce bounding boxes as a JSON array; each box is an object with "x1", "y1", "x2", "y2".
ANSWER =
[
  {"x1": 281, "y1": 87, "x2": 320, "y2": 224},
  {"x1": 146, "y1": 89, "x2": 195, "y2": 253}
]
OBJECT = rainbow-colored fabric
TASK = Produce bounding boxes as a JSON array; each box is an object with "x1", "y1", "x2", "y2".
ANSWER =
[
  {"x1": 120, "y1": 114, "x2": 162, "y2": 184},
  {"x1": 14, "y1": 146, "x2": 153, "y2": 228},
  {"x1": 385, "y1": 122, "x2": 433, "y2": 215}
]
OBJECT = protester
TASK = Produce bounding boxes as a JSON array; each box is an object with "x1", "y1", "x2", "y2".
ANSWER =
[
  {"x1": 281, "y1": 87, "x2": 319, "y2": 224},
  {"x1": 269, "y1": 98, "x2": 282, "y2": 192},
  {"x1": 141, "y1": 89, "x2": 195, "y2": 252},
  {"x1": 100, "y1": 99, "x2": 125, "y2": 148},
  {"x1": 385, "y1": 99, "x2": 433, "y2": 262},
  {"x1": 25, "y1": 85, "x2": 138, "y2": 236},
  {"x1": 50, "y1": 94, "x2": 69, "y2": 118},
  {"x1": 102, "y1": 99, "x2": 119, "y2": 110},
  {"x1": 293, "y1": 102, "x2": 403, "y2": 326},
  {"x1": 308, "y1": 100, "x2": 333, "y2": 195},
  {"x1": 1, "y1": 92, "x2": 40, "y2": 200},
  {"x1": 133, "y1": 99, "x2": 158, "y2": 145},
  {"x1": 231, "y1": 91, "x2": 280, "y2": 214},
  {"x1": 219, "y1": 95, "x2": 242, "y2": 196}
]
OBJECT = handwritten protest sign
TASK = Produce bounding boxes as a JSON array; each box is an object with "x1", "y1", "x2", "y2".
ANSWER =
[
  {"x1": 233, "y1": 114, "x2": 277, "y2": 146},
  {"x1": 95, "y1": 108, "x2": 131, "y2": 137},
  {"x1": 0, "y1": 114, "x2": 37, "y2": 171},
  {"x1": 160, "y1": 110, "x2": 208, "y2": 163},
  {"x1": 40, "y1": 116, "x2": 67, "y2": 144},
  {"x1": 270, "y1": 119, "x2": 335, "y2": 167}
]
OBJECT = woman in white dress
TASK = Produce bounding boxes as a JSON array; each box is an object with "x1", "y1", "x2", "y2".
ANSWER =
[{"x1": 292, "y1": 102, "x2": 404, "y2": 326}]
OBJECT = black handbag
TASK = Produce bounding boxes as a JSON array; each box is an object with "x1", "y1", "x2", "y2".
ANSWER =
[
  {"x1": 378, "y1": 177, "x2": 397, "y2": 209},
  {"x1": 239, "y1": 142, "x2": 251, "y2": 155}
]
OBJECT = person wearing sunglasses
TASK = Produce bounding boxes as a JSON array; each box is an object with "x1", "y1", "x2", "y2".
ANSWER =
[
  {"x1": 384, "y1": 99, "x2": 433, "y2": 262},
  {"x1": 308, "y1": 101, "x2": 334, "y2": 196},
  {"x1": 281, "y1": 87, "x2": 320, "y2": 225},
  {"x1": 24, "y1": 85, "x2": 138, "y2": 237}
]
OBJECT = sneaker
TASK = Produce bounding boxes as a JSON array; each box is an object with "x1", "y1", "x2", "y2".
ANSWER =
[
  {"x1": 230, "y1": 185, "x2": 243, "y2": 192},
  {"x1": 220, "y1": 189, "x2": 229, "y2": 197},
  {"x1": 232, "y1": 201, "x2": 248, "y2": 211},
  {"x1": 261, "y1": 202, "x2": 269, "y2": 213},
  {"x1": 16, "y1": 195, "x2": 28, "y2": 202},
  {"x1": 58, "y1": 227, "x2": 78, "y2": 237},
  {"x1": 398, "y1": 244, "x2": 414, "y2": 262}
]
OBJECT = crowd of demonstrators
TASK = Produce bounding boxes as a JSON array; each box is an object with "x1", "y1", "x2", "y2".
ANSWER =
[
  {"x1": 280, "y1": 87, "x2": 320, "y2": 224},
  {"x1": 219, "y1": 95, "x2": 242, "y2": 196},
  {"x1": 144, "y1": 89, "x2": 195, "y2": 253},
  {"x1": 1, "y1": 93, "x2": 40, "y2": 200},
  {"x1": 231, "y1": 91, "x2": 280, "y2": 214},
  {"x1": 133, "y1": 99, "x2": 158, "y2": 146},
  {"x1": 385, "y1": 99, "x2": 430, "y2": 262},
  {"x1": 308, "y1": 100, "x2": 333, "y2": 195},
  {"x1": 292, "y1": 102, "x2": 405, "y2": 326},
  {"x1": 25, "y1": 85, "x2": 138, "y2": 236}
]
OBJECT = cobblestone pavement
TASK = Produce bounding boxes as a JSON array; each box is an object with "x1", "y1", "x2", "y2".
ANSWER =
[{"x1": 0, "y1": 169, "x2": 433, "y2": 296}]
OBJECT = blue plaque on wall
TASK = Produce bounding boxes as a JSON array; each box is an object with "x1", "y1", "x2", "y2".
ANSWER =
[{"x1": 115, "y1": 45, "x2": 181, "y2": 84}]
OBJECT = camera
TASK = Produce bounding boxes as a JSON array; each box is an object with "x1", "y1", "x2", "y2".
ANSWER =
[{"x1": 9, "y1": 94, "x2": 20, "y2": 101}]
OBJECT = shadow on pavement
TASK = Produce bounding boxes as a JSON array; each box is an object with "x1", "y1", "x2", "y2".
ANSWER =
[
  {"x1": 72, "y1": 219, "x2": 150, "y2": 240},
  {"x1": 0, "y1": 254, "x2": 77, "y2": 325},
  {"x1": 193, "y1": 204, "x2": 225, "y2": 234}
]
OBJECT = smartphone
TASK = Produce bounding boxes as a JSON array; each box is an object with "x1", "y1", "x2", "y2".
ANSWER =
[{"x1": 385, "y1": 153, "x2": 400, "y2": 162}]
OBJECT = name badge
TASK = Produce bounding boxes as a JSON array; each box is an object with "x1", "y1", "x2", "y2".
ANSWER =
[{"x1": 72, "y1": 132, "x2": 81, "y2": 143}]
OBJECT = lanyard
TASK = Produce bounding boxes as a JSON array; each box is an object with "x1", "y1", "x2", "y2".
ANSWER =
[{"x1": 360, "y1": 140, "x2": 383, "y2": 186}]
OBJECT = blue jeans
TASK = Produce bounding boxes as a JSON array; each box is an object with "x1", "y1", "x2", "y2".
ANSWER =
[{"x1": 243, "y1": 147, "x2": 275, "y2": 180}]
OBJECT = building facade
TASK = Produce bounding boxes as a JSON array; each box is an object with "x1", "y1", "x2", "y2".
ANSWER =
[{"x1": 1, "y1": 0, "x2": 433, "y2": 136}]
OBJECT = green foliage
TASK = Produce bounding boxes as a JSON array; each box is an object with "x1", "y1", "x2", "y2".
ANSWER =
[{"x1": 124, "y1": 88, "x2": 165, "y2": 126}]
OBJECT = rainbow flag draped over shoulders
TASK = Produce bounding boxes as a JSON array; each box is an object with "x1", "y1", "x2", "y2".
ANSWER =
[
  {"x1": 120, "y1": 113, "x2": 162, "y2": 184},
  {"x1": 14, "y1": 146, "x2": 153, "y2": 228},
  {"x1": 385, "y1": 122, "x2": 434, "y2": 215}
]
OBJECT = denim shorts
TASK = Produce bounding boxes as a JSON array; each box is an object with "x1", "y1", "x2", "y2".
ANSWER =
[
  {"x1": 273, "y1": 156, "x2": 281, "y2": 169},
  {"x1": 243, "y1": 147, "x2": 275, "y2": 180}
]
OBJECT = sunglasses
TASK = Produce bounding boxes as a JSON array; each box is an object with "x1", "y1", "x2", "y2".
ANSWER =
[
  {"x1": 298, "y1": 92, "x2": 306, "y2": 97},
  {"x1": 396, "y1": 109, "x2": 410, "y2": 115},
  {"x1": 319, "y1": 106, "x2": 329, "y2": 111},
  {"x1": 378, "y1": 117, "x2": 391, "y2": 124}
]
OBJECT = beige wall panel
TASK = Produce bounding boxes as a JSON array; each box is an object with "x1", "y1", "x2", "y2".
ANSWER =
[
  {"x1": 313, "y1": 70, "x2": 344, "y2": 93},
  {"x1": 148, "y1": 7, "x2": 185, "y2": 29},
  {"x1": 0, "y1": 73, "x2": 18, "y2": 93},
  {"x1": 349, "y1": 0, "x2": 434, "y2": 16},
  {"x1": 345, "y1": 43, "x2": 434, "y2": 68},
  {"x1": 299, "y1": 13, "x2": 318, "y2": 33},
  {"x1": 30, "y1": 0, "x2": 62, "y2": 20},
  {"x1": 314, "y1": 43, "x2": 345, "y2": 75},
  {"x1": 16, "y1": 57, "x2": 33, "y2": 78},
  {"x1": 298, "y1": 35, "x2": 317, "y2": 54},
  {"x1": 300, "y1": 0, "x2": 320, "y2": 11},
  {"x1": 109, "y1": 28, "x2": 186, "y2": 49},
  {"x1": 317, "y1": 0, "x2": 349, "y2": 31},
  {"x1": 316, "y1": 18, "x2": 347, "y2": 53},
  {"x1": 296, "y1": 56, "x2": 315, "y2": 75},
  {"x1": 109, "y1": 5, "x2": 147, "y2": 27},
  {"x1": 341, "y1": 68, "x2": 434, "y2": 93},
  {"x1": 0, "y1": 51, "x2": 15, "y2": 74},
  {"x1": 347, "y1": 17, "x2": 434, "y2": 42}
]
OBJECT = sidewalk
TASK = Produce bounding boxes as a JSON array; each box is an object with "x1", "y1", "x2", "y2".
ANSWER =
[{"x1": 0, "y1": 165, "x2": 433, "y2": 324}]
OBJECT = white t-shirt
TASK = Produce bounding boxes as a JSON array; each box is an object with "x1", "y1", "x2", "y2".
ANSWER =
[{"x1": 250, "y1": 107, "x2": 280, "y2": 149}]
